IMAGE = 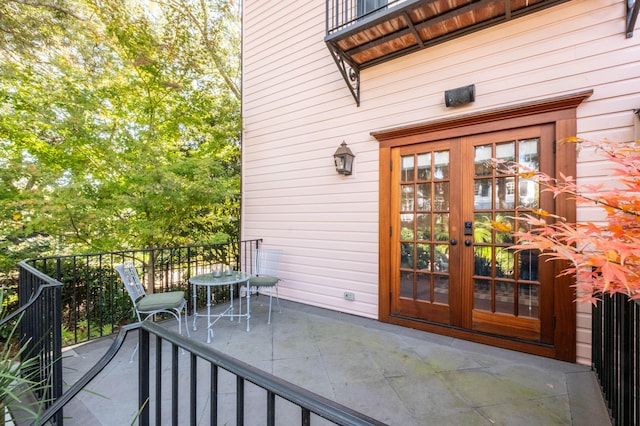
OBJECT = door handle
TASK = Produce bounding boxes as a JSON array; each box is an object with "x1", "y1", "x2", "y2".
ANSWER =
[
  {"x1": 465, "y1": 239, "x2": 472, "y2": 246},
  {"x1": 450, "y1": 239, "x2": 457, "y2": 246}
]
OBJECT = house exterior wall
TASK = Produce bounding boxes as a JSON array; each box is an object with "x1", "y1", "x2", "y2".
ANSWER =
[{"x1": 241, "y1": 0, "x2": 640, "y2": 365}]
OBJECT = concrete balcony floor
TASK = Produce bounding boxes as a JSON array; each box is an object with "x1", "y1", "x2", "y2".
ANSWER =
[{"x1": 61, "y1": 298, "x2": 611, "y2": 425}]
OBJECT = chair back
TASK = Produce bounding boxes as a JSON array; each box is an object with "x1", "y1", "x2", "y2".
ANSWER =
[
  {"x1": 114, "y1": 262, "x2": 147, "y2": 305},
  {"x1": 254, "y1": 248, "x2": 283, "y2": 277}
]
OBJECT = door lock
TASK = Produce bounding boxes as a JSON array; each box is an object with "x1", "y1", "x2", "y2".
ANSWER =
[{"x1": 464, "y1": 221, "x2": 473, "y2": 236}]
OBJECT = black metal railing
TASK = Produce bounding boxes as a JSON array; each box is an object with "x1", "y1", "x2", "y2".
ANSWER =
[
  {"x1": 2, "y1": 263, "x2": 64, "y2": 425},
  {"x1": 39, "y1": 321, "x2": 385, "y2": 426},
  {"x1": 24, "y1": 240, "x2": 261, "y2": 347},
  {"x1": 326, "y1": 0, "x2": 403, "y2": 34},
  {"x1": 592, "y1": 293, "x2": 639, "y2": 425}
]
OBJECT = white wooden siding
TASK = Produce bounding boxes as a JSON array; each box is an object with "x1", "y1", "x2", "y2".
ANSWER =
[{"x1": 242, "y1": 0, "x2": 640, "y2": 365}]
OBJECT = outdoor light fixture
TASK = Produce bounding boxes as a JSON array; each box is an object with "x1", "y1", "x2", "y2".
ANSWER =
[
  {"x1": 333, "y1": 141, "x2": 355, "y2": 175},
  {"x1": 444, "y1": 84, "x2": 475, "y2": 107}
]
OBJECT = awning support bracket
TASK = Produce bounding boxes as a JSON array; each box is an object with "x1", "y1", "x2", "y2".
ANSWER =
[
  {"x1": 326, "y1": 43, "x2": 360, "y2": 107},
  {"x1": 628, "y1": 0, "x2": 639, "y2": 38}
]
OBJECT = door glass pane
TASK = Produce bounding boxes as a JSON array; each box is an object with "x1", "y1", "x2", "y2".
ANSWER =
[
  {"x1": 474, "y1": 246, "x2": 492, "y2": 276},
  {"x1": 417, "y1": 153, "x2": 431, "y2": 180},
  {"x1": 433, "y1": 213, "x2": 449, "y2": 241},
  {"x1": 474, "y1": 145, "x2": 492, "y2": 176},
  {"x1": 434, "y1": 275, "x2": 448, "y2": 304},
  {"x1": 434, "y1": 151, "x2": 449, "y2": 179},
  {"x1": 434, "y1": 182, "x2": 449, "y2": 210},
  {"x1": 400, "y1": 214, "x2": 414, "y2": 240},
  {"x1": 495, "y1": 247, "x2": 514, "y2": 279},
  {"x1": 519, "y1": 179, "x2": 538, "y2": 208},
  {"x1": 401, "y1": 156, "x2": 414, "y2": 182},
  {"x1": 416, "y1": 213, "x2": 430, "y2": 240},
  {"x1": 474, "y1": 279, "x2": 491, "y2": 311},
  {"x1": 401, "y1": 242, "x2": 414, "y2": 268},
  {"x1": 417, "y1": 273, "x2": 430, "y2": 301},
  {"x1": 496, "y1": 176, "x2": 515, "y2": 209},
  {"x1": 518, "y1": 284, "x2": 539, "y2": 318},
  {"x1": 474, "y1": 179, "x2": 492, "y2": 209},
  {"x1": 401, "y1": 184, "x2": 414, "y2": 210},
  {"x1": 495, "y1": 282, "x2": 514, "y2": 315},
  {"x1": 473, "y1": 213, "x2": 492, "y2": 243},
  {"x1": 400, "y1": 271, "x2": 414, "y2": 298},
  {"x1": 417, "y1": 243, "x2": 430, "y2": 271},
  {"x1": 434, "y1": 244, "x2": 448, "y2": 272},
  {"x1": 518, "y1": 250, "x2": 539, "y2": 281},
  {"x1": 519, "y1": 138, "x2": 539, "y2": 170},
  {"x1": 416, "y1": 183, "x2": 431, "y2": 211},
  {"x1": 494, "y1": 214, "x2": 514, "y2": 244},
  {"x1": 495, "y1": 142, "x2": 515, "y2": 172}
]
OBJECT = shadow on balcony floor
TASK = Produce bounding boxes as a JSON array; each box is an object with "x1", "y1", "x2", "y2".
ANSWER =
[{"x1": 60, "y1": 298, "x2": 610, "y2": 425}]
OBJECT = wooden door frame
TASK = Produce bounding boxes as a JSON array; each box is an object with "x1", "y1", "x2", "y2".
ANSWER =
[{"x1": 374, "y1": 90, "x2": 592, "y2": 362}]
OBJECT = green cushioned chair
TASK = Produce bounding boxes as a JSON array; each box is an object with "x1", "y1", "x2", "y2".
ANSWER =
[
  {"x1": 249, "y1": 248, "x2": 283, "y2": 324},
  {"x1": 115, "y1": 262, "x2": 189, "y2": 359}
]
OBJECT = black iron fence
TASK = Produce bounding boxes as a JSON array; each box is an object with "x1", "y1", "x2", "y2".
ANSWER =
[
  {"x1": 592, "y1": 293, "x2": 639, "y2": 425},
  {"x1": 2, "y1": 263, "x2": 64, "y2": 425},
  {"x1": 24, "y1": 240, "x2": 261, "y2": 346},
  {"x1": 39, "y1": 321, "x2": 385, "y2": 426}
]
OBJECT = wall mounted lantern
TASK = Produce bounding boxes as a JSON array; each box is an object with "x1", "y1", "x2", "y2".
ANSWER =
[{"x1": 333, "y1": 141, "x2": 355, "y2": 175}]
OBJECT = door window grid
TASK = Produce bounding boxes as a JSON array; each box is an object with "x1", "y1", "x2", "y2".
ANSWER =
[
  {"x1": 472, "y1": 139, "x2": 541, "y2": 318},
  {"x1": 399, "y1": 151, "x2": 450, "y2": 305}
]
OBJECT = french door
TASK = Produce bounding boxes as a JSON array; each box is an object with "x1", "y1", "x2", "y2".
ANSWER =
[{"x1": 389, "y1": 125, "x2": 555, "y2": 343}]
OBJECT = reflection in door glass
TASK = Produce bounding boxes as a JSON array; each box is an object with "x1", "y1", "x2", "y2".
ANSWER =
[
  {"x1": 417, "y1": 153, "x2": 431, "y2": 180},
  {"x1": 473, "y1": 214, "x2": 492, "y2": 243},
  {"x1": 401, "y1": 156, "x2": 414, "y2": 182},
  {"x1": 416, "y1": 183, "x2": 431, "y2": 211},
  {"x1": 474, "y1": 279, "x2": 491, "y2": 312},
  {"x1": 518, "y1": 284, "x2": 539, "y2": 318},
  {"x1": 474, "y1": 179, "x2": 492, "y2": 210},
  {"x1": 518, "y1": 179, "x2": 538, "y2": 208},
  {"x1": 474, "y1": 145, "x2": 492, "y2": 176},
  {"x1": 474, "y1": 246, "x2": 492, "y2": 276},
  {"x1": 434, "y1": 213, "x2": 449, "y2": 241},
  {"x1": 495, "y1": 142, "x2": 515, "y2": 172},
  {"x1": 434, "y1": 275, "x2": 448, "y2": 304},
  {"x1": 434, "y1": 151, "x2": 449, "y2": 179},
  {"x1": 518, "y1": 250, "x2": 539, "y2": 281},
  {"x1": 495, "y1": 282, "x2": 514, "y2": 315},
  {"x1": 519, "y1": 139, "x2": 539, "y2": 170},
  {"x1": 401, "y1": 242, "x2": 414, "y2": 269},
  {"x1": 401, "y1": 184, "x2": 414, "y2": 211},
  {"x1": 495, "y1": 247, "x2": 514, "y2": 279},
  {"x1": 434, "y1": 244, "x2": 449, "y2": 272},
  {"x1": 417, "y1": 273, "x2": 431, "y2": 301},
  {"x1": 400, "y1": 214, "x2": 414, "y2": 240},
  {"x1": 496, "y1": 176, "x2": 515, "y2": 209},
  {"x1": 416, "y1": 213, "x2": 431, "y2": 240},
  {"x1": 434, "y1": 182, "x2": 449, "y2": 210},
  {"x1": 417, "y1": 244, "x2": 430, "y2": 271},
  {"x1": 400, "y1": 271, "x2": 414, "y2": 298}
]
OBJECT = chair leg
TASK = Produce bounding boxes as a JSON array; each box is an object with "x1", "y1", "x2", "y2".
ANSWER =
[
  {"x1": 268, "y1": 290, "x2": 273, "y2": 325},
  {"x1": 275, "y1": 284, "x2": 281, "y2": 313}
]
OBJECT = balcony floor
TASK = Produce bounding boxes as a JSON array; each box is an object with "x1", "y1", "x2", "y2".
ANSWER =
[{"x1": 61, "y1": 299, "x2": 610, "y2": 425}]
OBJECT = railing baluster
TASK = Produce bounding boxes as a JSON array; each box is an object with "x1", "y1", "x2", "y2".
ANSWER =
[
  {"x1": 267, "y1": 390, "x2": 275, "y2": 426},
  {"x1": 172, "y1": 343, "x2": 179, "y2": 426},
  {"x1": 211, "y1": 363, "x2": 218, "y2": 426},
  {"x1": 237, "y1": 376, "x2": 244, "y2": 426},
  {"x1": 139, "y1": 326, "x2": 150, "y2": 426},
  {"x1": 156, "y1": 336, "x2": 163, "y2": 425},
  {"x1": 190, "y1": 353, "x2": 197, "y2": 426}
]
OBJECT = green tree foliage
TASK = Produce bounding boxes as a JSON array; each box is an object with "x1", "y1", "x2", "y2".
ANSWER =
[{"x1": 0, "y1": 0, "x2": 241, "y2": 269}]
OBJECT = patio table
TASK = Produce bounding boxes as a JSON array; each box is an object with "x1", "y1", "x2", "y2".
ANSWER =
[{"x1": 189, "y1": 271, "x2": 251, "y2": 343}]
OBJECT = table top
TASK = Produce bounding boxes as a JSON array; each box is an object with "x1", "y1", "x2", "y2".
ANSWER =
[{"x1": 189, "y1": 271, "x2": 250, "y2": 286}]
